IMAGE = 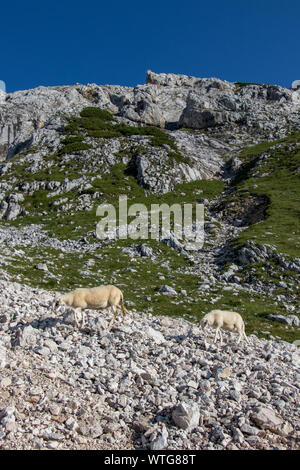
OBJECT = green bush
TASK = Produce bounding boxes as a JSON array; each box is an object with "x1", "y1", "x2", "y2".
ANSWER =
[
  {"x1": 61, "y1": 135, "x2": 84, "y2": 145},
  {"x1": 80, "y1": 107, "x2": 113, "y2": 121},
  {"x1": 78, "y1": 117, "x2": 114, "y2": 131},
  {"x1": 63, "y1": 121, "x2": 79, "y2": 133},
  {"x1": 87, "y1": 129, "x2": 122, "y2": 139},
  {"x1": 59, "y1": 141, "x2": 92, "y2": 156}
]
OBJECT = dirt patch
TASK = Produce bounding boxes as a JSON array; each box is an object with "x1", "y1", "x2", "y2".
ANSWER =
[{"x1": 216, "y1": 193, "x2": 269, "y2": 227}]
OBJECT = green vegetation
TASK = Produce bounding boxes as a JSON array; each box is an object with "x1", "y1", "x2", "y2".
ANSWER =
[
  {"x1": 231, "y1": 132, "x2": 300, "y2": 258},
  {"x1": 180, "y1": 128, "x2": 206, "y2": 134},
  {"x1": 58, "y1": 134, "x2": 92, "y2": 156},
  {"x1": 79, "y1": 107, "x2": 114, "y2": 121},
  {"x1": 234, "y1": 82, "x2": 264, "y2": 90},
  {"x1": 1, "y1": 238, "x2": 298, "y2": 342},
  {"x1": 7, "y1": 175, "x2": 224, "y2": 241},
  {"x1": 64, "y1": 106, "x2": 189, "y2": 164},
  {"x1": 235, "y1": 131, "x2": 300, "y2": 165}
]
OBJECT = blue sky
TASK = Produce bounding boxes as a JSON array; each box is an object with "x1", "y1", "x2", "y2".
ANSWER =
[{"x1": 1, "y1": 0, "x2": 299, "y2": 92}]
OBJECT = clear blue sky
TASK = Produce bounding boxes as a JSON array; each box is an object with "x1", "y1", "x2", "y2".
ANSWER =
[{"x1": 1, "y1": 0, "x2": 299, "y2": 92}]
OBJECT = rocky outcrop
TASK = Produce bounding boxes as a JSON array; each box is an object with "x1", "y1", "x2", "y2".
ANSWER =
[
  {"x1": 291, "y1": 80, "x2": 300, "y2": 92},
  {"x1": 0, "y1": 87, "x2": 89, "y2": 160},
  {"x1": 1, "y1": 71, "x2": 299, "y2": 163},
  {"x1": 268, "y1": 314, "x2": 300, "y2": 327},
  {"x1": 0, "y1": 89, "x2": 5, "y2": 105},
  {"x1": 236, "y1": 240, "x2": 300, "y2": 275},
  {"x1": 146, "y1": 70, "x2": 234, "y2": 91},
  {"x1": 0, "y1": 193, "x2": 24, "y2": 220}
]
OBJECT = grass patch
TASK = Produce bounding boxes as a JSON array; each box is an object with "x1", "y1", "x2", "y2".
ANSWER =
[
  {"x1": 1, "y1": 239, "x2": 298, "y2": 342},
  {"x1": 58, "y1": 141, "x2": 92, "y2": 156},
  {"x1": 7, "y1": 175, "x2": 224, "y2": 241},
  {"x1": 230, "y1": 133, "x2": 300, "y2": 257},
  {"x1": 80, "y1": 107, "x2": 114, "y2": 121}
]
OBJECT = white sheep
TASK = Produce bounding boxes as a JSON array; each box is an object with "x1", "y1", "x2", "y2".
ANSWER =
[
  {"x1": 54, "y1": 285, "x2": 130, "y2": 331},
  {"x1": 200, "y1": 309, "x2": 249, "y2": 345}
]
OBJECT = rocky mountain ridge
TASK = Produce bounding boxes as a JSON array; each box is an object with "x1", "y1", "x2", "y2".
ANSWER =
[{"x1": 1, "y1": 70, "x2": 300, "y2": 162}]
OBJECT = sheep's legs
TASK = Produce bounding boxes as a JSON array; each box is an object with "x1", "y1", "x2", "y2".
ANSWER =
[
  {"x1": 213, "y1": 327, "x2": 224, "y2": 345},
  {"x1": 117, "y1": 305, "x2": 126, "y2": 324},
  {"x1": 213, "y1": 328, "x2": 218, "y2": 343},
  {"x1": 219, "y1": 328, "x2": 223, "y2": 345},
  {"x1": 108, "y1": 305, "x2": 117, "y2": 331},
  {"x1": 74, "y1": 308, "x2": 81, "y2": 329},
  {"x1": 237, "y1": 327, "x2": 250, "y2": 344},
  {"x1": 243, "y1": 331, "x2": 250, "y2": 344},
  {"x1": 214, "y1": 327, "x2": 222, "y2": 344},
  {"x1": 81, "y1": 311, "x2": 86, "y2": 329}
]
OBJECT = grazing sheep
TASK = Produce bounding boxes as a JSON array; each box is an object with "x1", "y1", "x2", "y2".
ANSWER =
[
  {"x1": 54, "y1": 285, "x2": 130, "y2": 331},
  {"x1": 200, "y1": 309, "x2": 249, "y2": 345}
]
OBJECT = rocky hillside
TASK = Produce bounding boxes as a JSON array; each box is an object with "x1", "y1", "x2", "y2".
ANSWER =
[
  {"x1": 0, "y1": 70, "x2": 300, "y2": 450},
  {"x1": 0, "y1": 71, "x2": 300, "y2": 344},
  {"x1": 0, "y1": 280, "x2": 299, "y2": 450}
]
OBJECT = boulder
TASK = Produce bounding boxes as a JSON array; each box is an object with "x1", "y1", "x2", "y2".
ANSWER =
[
  {"x1": 172, "y1": 402, "x2": 200, "y2": 430},
  {"x1": 144, "y1": 326, "x2": 165, "y2": 344},
  {"x1": 251, "y1": 407, "x2": 284, "y2": 434},
  {"x1": 159, "y1": 285, "x2": 178, "y2": 296},
  {"x1": 268, "y1": 314, "x2": 300, "y2": 327}
]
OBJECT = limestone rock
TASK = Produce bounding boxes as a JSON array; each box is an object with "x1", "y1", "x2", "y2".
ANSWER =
[
  {"x1": 172, "y1": 402, "x2": 200, "y2": 430},
  {"x1": 268, "y1": 314, "x2": 300, "y2": 327},
  {"x1": 251, "y1": 407, "x2": 284, "y2": 434},
  {"x1": 149, "y1": 425, "x2": 168, "y2": 450},
  {"x1": 159, "y1": 285, "x2": 178, "y2": 296},
  {"x1": 144, "y1": 326, "x2": 165, "y2": 344}
]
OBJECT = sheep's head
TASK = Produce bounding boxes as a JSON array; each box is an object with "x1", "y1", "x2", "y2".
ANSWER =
[
  {"x1": 53, "y1": 295, "x2": 65, "y2": 314},
  {"x1": 200, "y1": 314, "x2": 209, "y2": 328}
]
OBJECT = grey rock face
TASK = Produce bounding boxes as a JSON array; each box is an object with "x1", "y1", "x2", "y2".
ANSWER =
[
  {"x1": 136, "y1": 244, "x2": 153, "y2": 258},
  {"x1": 159, "y1": 285, "x2": 178, "y2": 296},
  {"x1": 268, "y1": 314, "x2": 300, "y2": 327},
  {"x1": 251, "y1": 407, "x2": 284, "y2": 434},
  {"x1": 291, "y1": 80, "x2": 300, "y2": 91},
  {"x1": 179, "y1": 93, "x2": 235, "y2": 130},
  {"x1": 0, "y1": 86, "x2": 90, "y2": 160},
  {"x1": 0, "y1": 200, "x2": 8, "y2": 218},
  {"x1": 1, "y1": 70, "x2": 299, "y2": 165},
  {"x1": 0, "y1": 89, "x2": 5, "y2": 104},
  {"x1": 4, "y1": 202, "x2": 22, "y2": 221},
  {"x1": 172, "y1": 402, "x2": 200, "y2": 430},
  {"x1": 237, "y1": 240, "x2": 300, "y2": 275}
]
